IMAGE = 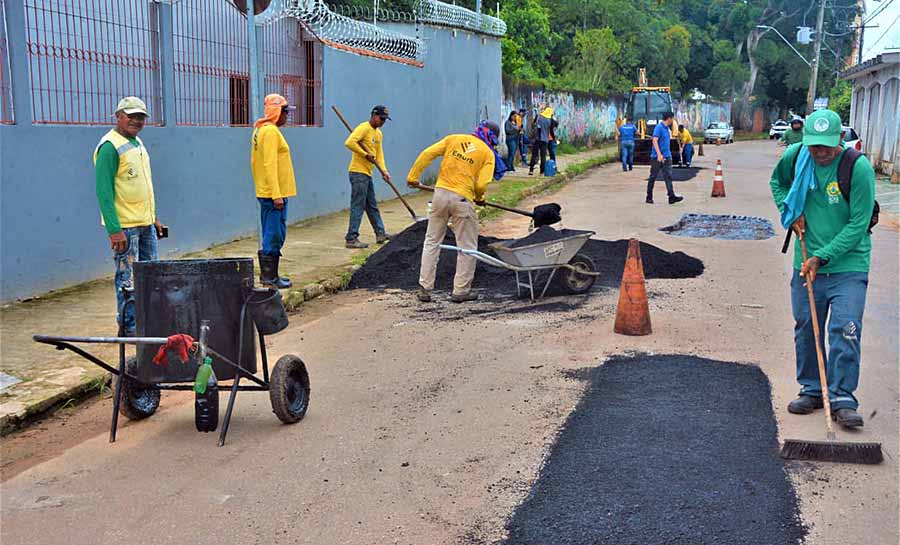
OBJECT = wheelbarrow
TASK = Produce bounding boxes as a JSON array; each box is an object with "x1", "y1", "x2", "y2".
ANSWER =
[
  {"x1": 33, "y1": 258, "x2": 310, "y2": 447},
  {"x1": 440, "y1": 228, "x2": 599, "y2": 300}
]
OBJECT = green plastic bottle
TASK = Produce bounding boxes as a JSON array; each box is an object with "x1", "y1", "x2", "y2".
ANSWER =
[{"x1": 194, "y1": 356, "x2": 215, "y2": 394}]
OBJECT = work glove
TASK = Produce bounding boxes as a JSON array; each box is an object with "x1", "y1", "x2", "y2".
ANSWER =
[
  {"x1": 152, "y1": 334, "x2": 196, "y2": 366},
  {"x1": 407, "y1": 180, "x2": 420, "y2": 188},
  {"x1": 474, "y1": 199, "x2": 486, "y2": 207}
]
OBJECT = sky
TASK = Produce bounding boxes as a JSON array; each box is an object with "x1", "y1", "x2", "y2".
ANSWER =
[{"x1": 861, "y1": 0, "x2": 900, "y2": 60}]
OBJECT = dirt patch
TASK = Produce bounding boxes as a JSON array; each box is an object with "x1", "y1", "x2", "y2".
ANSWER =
[
  {"x1": 660, "y1": 213, "x2": 776, "y2": 240},
  {"x1": 500, "y1": 354, "x2": 807, "y2": 545},
  {"x1": 349, "y1": 222, "x2": 704, "y2": 295}
]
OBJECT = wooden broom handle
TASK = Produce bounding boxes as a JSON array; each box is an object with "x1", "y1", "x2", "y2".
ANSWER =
[{"x1": 800, "y1": 235, "x2": 836, "y2": 438}]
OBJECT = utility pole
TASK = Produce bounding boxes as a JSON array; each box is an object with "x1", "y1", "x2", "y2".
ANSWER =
[
  {"x1": 857, "y1": 0, "x2": 866, "y2": 65},
  {"x1": 806, "y1": 0, "x2": 827, "y2": 114}
]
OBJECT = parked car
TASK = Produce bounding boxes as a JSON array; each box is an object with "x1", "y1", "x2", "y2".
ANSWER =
[
  {"x1": 769, "y1": 119, "x2": 789, "y2": 139},
  {"x1": 704, "y1": 122, "x2": 734, "y2": 144},
  {"x1": 842, "y1": 126, "x2": 862, "y2": 151}
]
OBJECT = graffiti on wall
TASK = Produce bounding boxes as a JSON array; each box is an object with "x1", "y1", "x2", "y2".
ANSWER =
[
  {"x1": 502, "y1": 81, "x2": 732, "y2": 147},
  {"x1": 674, "y1": 101, "x2": 732, "y2": 131},
  {"x1": 501, "y1": 90, "x2": 623, "y2": 146}
]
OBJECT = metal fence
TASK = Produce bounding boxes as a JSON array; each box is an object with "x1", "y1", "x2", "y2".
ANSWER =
[
  {"x1": 23, "y1": 0, "x2": 163, "y2": 125},
  {"x1": 0, "y1": 0, "x2": 13, "y2": 123},
  {"x1": 260, "y1": 17, "x2": 322, "y2": 126},
  {"x1": 173, "y1": 0, "x2": 250, "y2": 126}
]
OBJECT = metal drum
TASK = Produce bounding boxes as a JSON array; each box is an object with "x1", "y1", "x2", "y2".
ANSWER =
[{"x1": 133, "y1": 258, "x2": 256, "y2": 383}]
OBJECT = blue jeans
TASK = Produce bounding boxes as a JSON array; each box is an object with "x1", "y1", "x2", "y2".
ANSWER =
[
  {"x1": 346, "y1": 172, "x2": 386, "y2": 241},
  {"x1": 258, "y1": 197, "x2": 288, "y2": 256},
  {"x1": 790, "y1": 270, "x2": 868, "y2": 410},
  {"x1": 682, "y1": 143, "x2": 693, "y2": 165},
  {"x1": 548, "y1": 140, "x2": 557, "y2": 161},
  {"x1": 519, "y1": 135, "x2": 528, "y2": 162},
  {"x1": 505, "y1": 137, "x2": 518, "y2": 170},
  {"x1": 620, "y1": 141, "x2": 634, "y2": 170},
  {"x1": 114, "y1": 225, "x2": 158, "y2": 336}
]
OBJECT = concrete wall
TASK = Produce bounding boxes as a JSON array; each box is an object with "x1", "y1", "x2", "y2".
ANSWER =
[
  {"x1": 0, "y1": 2, "x2": 501, "y2": 302},
  {"x1": 845, "y1": 53, "x2": 900, "y2": 176}
]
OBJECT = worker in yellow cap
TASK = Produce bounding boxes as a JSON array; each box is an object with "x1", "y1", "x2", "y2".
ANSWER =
[
  {"x1": 407, "y1": 121, "x2": 505, "y2": 303},
  {"x1": 251, "y1": 94, "x2": 297, "y2": 289},
  {"x1": 93, "y1": 96, "x2": 167, "y2": 336}
]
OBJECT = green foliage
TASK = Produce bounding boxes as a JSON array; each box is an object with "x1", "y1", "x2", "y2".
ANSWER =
[
  {"x1": 500, "y1": 0, "x2": 556, "y2": 81},
  {"x1": 829, "y1": 80, "x2": 852, "y2": 123},
  {"x1": 560, "y1": 28, "x2": 627, "y2": 94}
]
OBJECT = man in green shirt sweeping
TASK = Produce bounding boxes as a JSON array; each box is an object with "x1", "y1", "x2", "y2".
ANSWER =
[
  {"x1": 769, "y1": 109, "x2": 876, "y2": 429},
  {"x1": 93, "y1": 96, "x2": 166, "y2": 336}
]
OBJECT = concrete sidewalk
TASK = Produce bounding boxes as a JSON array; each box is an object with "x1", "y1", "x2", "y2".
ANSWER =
[{"x1": 0, "y1": 145, "x2": 614, "y2": 434}]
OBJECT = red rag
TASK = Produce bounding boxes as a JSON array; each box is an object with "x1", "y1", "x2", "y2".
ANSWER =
[{"x1": 152, "y1": 334, "x2": 196, "y2": 366}]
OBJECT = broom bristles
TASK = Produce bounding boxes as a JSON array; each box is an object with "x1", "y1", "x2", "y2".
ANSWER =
[{"x1": 780, "y1": 439, "x2": 883, "y2": 465}]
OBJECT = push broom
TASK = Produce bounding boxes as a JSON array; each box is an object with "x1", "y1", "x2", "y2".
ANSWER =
[{"x1": 779, "y1": 232, "x2": 883, "y2": 465}]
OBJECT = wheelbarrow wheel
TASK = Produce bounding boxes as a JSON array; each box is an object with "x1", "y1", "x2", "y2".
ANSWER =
[
  {"x1": 116, "y1": 357, "x2": 160, "y2": 420},
  {"x1": 556, "y1": 253, "x2": 597, "y2": 294},
  {"x1": 269, "y1": 355, "x2": 310, "y2": 424}
]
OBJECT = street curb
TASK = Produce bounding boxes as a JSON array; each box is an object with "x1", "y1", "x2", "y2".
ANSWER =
[{"x1": 1, "y1": 150, "x2": 616, "y2": 436}]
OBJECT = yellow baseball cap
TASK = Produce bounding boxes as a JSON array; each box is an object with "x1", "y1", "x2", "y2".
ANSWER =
[{"x1": 116, "y1": 96, "x2": 149, "y2": 116}]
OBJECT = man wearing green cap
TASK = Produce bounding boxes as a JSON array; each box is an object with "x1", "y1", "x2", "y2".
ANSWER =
[
  {"x1": 93, "y1": 96, "x2": 166, "y2": 336},
  {"x1": 769, "y1": 109, "x2": 876, "y2": 429}
]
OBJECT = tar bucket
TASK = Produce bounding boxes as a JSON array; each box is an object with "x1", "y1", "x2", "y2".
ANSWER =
[
  {"x1": 133, "y1": 258, "x2": 256, "y2": 383},
  {"x1": 247, "y1": 287, "x2": 289, "y2": 336}
]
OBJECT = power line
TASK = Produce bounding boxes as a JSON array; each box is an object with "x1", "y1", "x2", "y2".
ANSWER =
[
  {"x1": 864, "y1": 0, "x2": 896, "y2": 24},
  {"x1": 864, "y1": 11, "x2": 900, "y2": 52}
]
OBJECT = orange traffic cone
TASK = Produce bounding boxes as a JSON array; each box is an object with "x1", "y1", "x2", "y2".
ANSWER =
[
  {"x1": 614, "y1": 239, "x2": 652, "y2": 336},
  {"x1": 711, "y1": 159, "x2": 726, "y2": 197},
  {"x1": 698, "y1": 141, "x2": 704, "y2": 156}
]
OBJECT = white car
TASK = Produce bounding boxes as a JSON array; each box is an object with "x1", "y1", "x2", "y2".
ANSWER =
[
  {"x1": 842, "y1": 126, "x2": 861, "y2": 151},
  {"x1": 769, "y1": 119, "x2": 789, "y2": 139},
  {"x1": 704, "y1": 122, "x2": 734, "y2": 144}
]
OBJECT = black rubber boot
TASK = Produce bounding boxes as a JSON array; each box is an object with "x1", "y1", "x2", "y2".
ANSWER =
[
  {"x1": 271, "y1": 255, "x2": 293, "y2": 289},
  {"x1": 787, "y1": 395, "x2": 824, "y2": 415},
  {"x1": 258, "y1": 252, "x2": 292, "y2": 289}
]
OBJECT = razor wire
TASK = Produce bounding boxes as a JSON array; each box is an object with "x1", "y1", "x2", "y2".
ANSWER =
[
  {"x1": 259, "y1": 0, "x2": 424, "y2": 64},
  {"x1": 255, "y1": 0, "x2": 505, "y2": 67},
  {"x1": 327, "y1": 4, "x2": 417, "y2": 23},
  {"x1": 413, "y1": 0, "x2": 506, "y2": 37}
]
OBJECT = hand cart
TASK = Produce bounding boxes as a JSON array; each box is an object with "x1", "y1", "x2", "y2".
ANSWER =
[
  {"x1": 440, "y1": 228, "x2": 600, "y2": 300},
  {"x1": 33, "y1": 258, "x2": 310, "y2": 447}
]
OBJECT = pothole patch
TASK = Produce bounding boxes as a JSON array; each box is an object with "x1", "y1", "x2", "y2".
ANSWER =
[{"x1": 660, "y1": 213, "x2": 775, "y2": 240}]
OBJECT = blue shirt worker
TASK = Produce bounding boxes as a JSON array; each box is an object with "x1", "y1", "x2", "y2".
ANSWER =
[
  {"x1": 646, "y1": 112, "x2": 683, "y2": 204},
  {"x1": 769, "y1": 109, "x2": 876, "y2": 429},
  {"x1": 93, "y1": 96, "x2": 166, "y2": 336},
  {"x1": 618, "y1": 117, "x2": 637, "y2": 171}
]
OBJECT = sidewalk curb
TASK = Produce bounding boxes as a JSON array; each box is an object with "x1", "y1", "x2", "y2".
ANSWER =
[{"x1": 0, "y1": 149, "x2": 616, "y2": 436}]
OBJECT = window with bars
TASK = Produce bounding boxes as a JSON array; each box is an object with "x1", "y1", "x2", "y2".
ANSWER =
[
  {"x1": 174, "y1": 1, "x2": 323, "y2": 127},
  {"x1": 23, "y1": 0, "x2": 162, "y2": 125},
  {"x1": 260, "y1": 19, "x2": 323, "y2": 127}
]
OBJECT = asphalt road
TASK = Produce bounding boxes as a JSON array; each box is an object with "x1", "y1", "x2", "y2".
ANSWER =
[{"x1": 2, "y1": 140, "x2": 897, "y2": 545}]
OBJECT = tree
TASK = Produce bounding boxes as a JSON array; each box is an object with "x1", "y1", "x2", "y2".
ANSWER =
[
  {"x1": 560, "y1": 28, "x2": 626, "y2": 94},
  {"x1": 500, "y1": 0, "x2": 556, "y2": 82},
  {"x1": 658, "y1": 24, "x2": 692, "y2": 88}
]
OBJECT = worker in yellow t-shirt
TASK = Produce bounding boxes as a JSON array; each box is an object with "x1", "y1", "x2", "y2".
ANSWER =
[
  {"x1": 343, "y1": 105, "x2": 393, "y2": 249},
  {"x1": 251, "y1": 94, "x2": 298, "y2": 289},
  {"x1": 678, "y1": 124, "x2": 694, "y2": 167},
  {"x1": 407, "y1": 121, "x2": 504, "y2": 303}
]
